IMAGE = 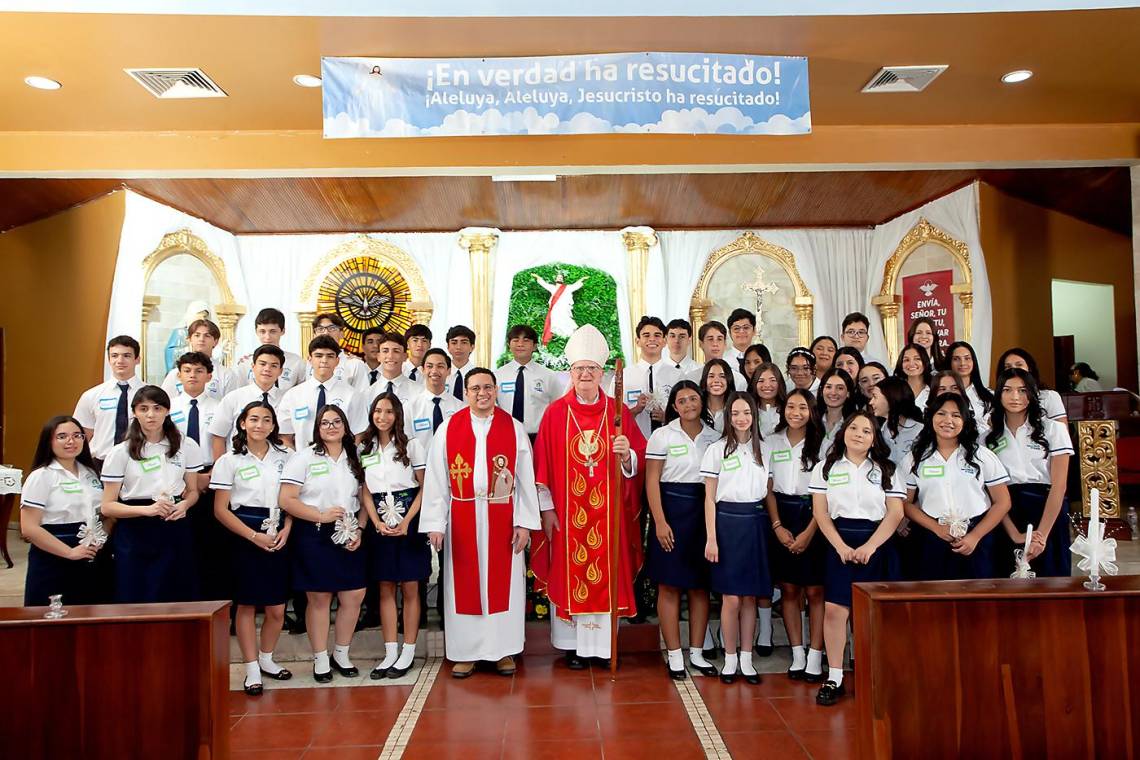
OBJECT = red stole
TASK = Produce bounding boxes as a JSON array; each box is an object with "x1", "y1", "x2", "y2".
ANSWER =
[
  {"x1": 445, "y1": 407, "x2": 517, "y2": 616},
  {"x1": 531, "y1": 391, "x2": 647, "y2": 620},
  {"x1": 541, "y1": 283, "x2": 568, "y2": 345}
]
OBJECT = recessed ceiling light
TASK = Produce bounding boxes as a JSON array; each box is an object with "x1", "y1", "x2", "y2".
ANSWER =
[
  {"x1": 24, "y1": 75, "x2": 62, "y2": 91},
  {"x1": 1001, "y1": 70, "x2": 1033, "y2": 84},
  {"x1": 293, "y1": 74, "x2": 322, "y2": 88}
]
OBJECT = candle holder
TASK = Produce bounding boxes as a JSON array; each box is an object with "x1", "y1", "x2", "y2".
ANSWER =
[
  {"x1": 44, "y1": 594, "x2": 68, "y2": 619},
  {"x1": 1070, "y1": 489, "x2": 1117, "y2": 592}
]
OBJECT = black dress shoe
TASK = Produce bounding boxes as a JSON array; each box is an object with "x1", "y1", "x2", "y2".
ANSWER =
[
  {"x1": 565, "y1": 651, "x2": 588, "y2": 670},
  {"x1": 314, "y1": 667, "x2": 333, "y2": 683},
  {"x1": 803, "y1": 670, "x2": 825, "y2": 684},
  {"x1": 702, "y1": 647, "x2": 720, "y2": 660},
  {"x1": 753, "y1": 643, "x2": 773, "y2": 657},
  {"x1": 387, "y1": 664, "x2": 412, "y2": 679},
  {"x1": 370, "y1": 665, "x2": 390, "y2": 680},
  {"x1": 816, "y1": 680, "x2": 846, "y2": 706},
  {"x1": 787, "y1": 666, "x2": 805, "y2": 681},
  {"x1": 243, "y1": 679, "x2": 264, "y2": 696},
  {"x1": 260, "y1": 667, "x2": 293, "y2": 681},
  {"x1": 666, "y1": 663, "x2": 688, "y2": 680},
  {"x1": 743, "y1": 671, "x2": 761, "y2": 685},
  {"x1": 331, "y1": 660, "x2": 359, "y2": 678},
  {"x1": 720, "y1": 671, "x2": 736, "y2": 684},
  {"x1": 691, "y1": 661, "x2": 718, "y2": 677}
]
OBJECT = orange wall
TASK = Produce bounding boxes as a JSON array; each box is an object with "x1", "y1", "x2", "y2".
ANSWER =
[
  {"x1": 0, "y1": 191, "x2": 124, "y2": 476},
  {"x1": 980, "y1": 182, "x2": 1136, "y2": 391}
]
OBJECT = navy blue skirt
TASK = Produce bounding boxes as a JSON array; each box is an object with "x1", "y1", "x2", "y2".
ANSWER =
[
  {"x1": 771, "y1": 493, "x2": 825, "y2": 587},
  {"x1": 645, "y1": 482, "x2": 709, "y2": 589},
  {"x1": 824, "y1": 517, "x2": 899, "y2": 607},
  {"x1": 367, "y1": 488, "x2": 431, "y2": 583},
  {"x1": 915, "y1": 514, "x2": 995, "y2": 581},
  {"x1": 114, "y1": 500, "x2": 199, "y2": 603},
  {"x1": 1003, "y1": 484, "x2": 1071, "y2": 577},
  {"x1": 24, "y1": 522, "x2": 112, "y2": 607},
  {"x1": 291, "y1": 520, "x2": 367, "y2": 592},
  {"x1": 710, "y1": 500, "x2": 772, "y2": 597},
  {"x1": 229, "y1": 506, "x2": 290, "y2": 606}
]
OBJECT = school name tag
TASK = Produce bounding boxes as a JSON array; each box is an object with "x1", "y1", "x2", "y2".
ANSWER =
[
  {"x1": 237, "y1": 465, "x2": 260, "y2": 481},
  {"x1": 413, "y1": 418, "x2": 431, "y2": 432},
  {"x1": 360, "y1": 453, "x2": 380, "y2": 468},
  {"x1": 772, "y1": 449, "x2": 792, "y2": 463},
  {"x1": 170, "y1": 410, "x2": 186, "y2": 424},
  {"x1": 60, "y1": 481, "x2": 83, "y2": 494},
  {"x1": 294, "y1": 407, "x2": 311, "y2": 421},
  {"x1": 501, "y1": 381, "x2": 516, "y2": 393},
  {"x1": 626, "y1": 389, "x2": 641, "y2": 405},
  {"x1": 989, "y1": 437, "x2": 1009, "y2": 453},
  {"x1": 98, "y1": 397, "x2": 119, "y2": 411},
  {"x1": 722, "y1": 454, "x2": 742, "y2": 472},
  {"x1": 309, "y1": 462, "x2": 330, "y2": 476},
  {"x1": 828, "y1": 472, "x2": 850, "y2": 486},
  {"x1": 140, "y1": 456, "x2": 162, "y2": 473},
  {"x1": 668, "y1": 444, "x2": 689, "y2": 457},
  {"x1": 921, "y1": 464, "x2": 945, "y2": 478}
]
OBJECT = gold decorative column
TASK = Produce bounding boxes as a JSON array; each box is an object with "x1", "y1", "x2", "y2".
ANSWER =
[
  {"x1": 689, "y1": 297, "x2": 711, "y2": 362},
  {"x1": 214, "y1": 303, "x2": 246, "y2": 368},
  {"x1": 953, "y1": 287, "x2": 974, "y2": 342},
  {"x1": 140, "y1": 296, "x2": 161, "y2": 380},
  {"x1": 621, "y1": 227, "x2": 658, "y2": 360},
  {"x1": 410, "y1": 301, "x2": 434, "y2": 327},
  {"x1": 1076, "y1": 421, "x2": 1121, "y2": 519},
  {"x1": 296, "y1": 310, "x2": 317, "y2": 355},
  {"x1": 794, "y1": 300, "x2": 814, "y2": 347},
  {"x1": 458, "y1": 227, "x2": 500, "y2": 368},
  {"x1": 872, "y1": 296, "x2": 903, "y2": 366}
]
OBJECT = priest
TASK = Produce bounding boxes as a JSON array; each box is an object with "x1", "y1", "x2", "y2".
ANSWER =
[
  {"x1": 532, "y1": 325, "x2": 647, "y2": 668},
  {"x1": 421, "y1": 367, "x2": 541, "y2": 678}
]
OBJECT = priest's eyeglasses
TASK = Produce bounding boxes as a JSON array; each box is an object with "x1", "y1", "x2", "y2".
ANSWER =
[{"x1": 570, "y1": 365, "x2": 603, "y2": 376}]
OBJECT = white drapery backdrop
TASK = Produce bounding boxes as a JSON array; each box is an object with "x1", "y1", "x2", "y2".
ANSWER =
[{"x1": 107, "y1": 183, "x2": 990, "y2": 379}]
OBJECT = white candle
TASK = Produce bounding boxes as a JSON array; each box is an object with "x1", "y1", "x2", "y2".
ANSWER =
[
  {"x1": 1089, "y1": 488, "x2": 1101, "y2": 569},
  {"x1": 1023, "y1": 523, "x2": 1033, "y2": 560}
]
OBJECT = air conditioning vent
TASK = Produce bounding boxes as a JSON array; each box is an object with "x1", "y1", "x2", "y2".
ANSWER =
[
  {"x1": 862, "y1": 65, "x2": 948, "y2": 93},
  {"x1": 125, "y1": 68, "x2": 227, "y2": 99}
]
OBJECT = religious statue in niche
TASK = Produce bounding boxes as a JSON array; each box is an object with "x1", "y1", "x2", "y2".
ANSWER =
[
  {"x1": 741, "y1": 265, "x2": 780, "y2": 342},
  {"x1": 317, "y1": 256, "x2": 414, "y2": 354},
  {"x1": 164, "y1": 300, "x2": 211, "y2": 373},
  {"x1": 531, "y1": 271, "x2": 588, "y2": 345},
  {"x1": 702, "y1": 253, "x2": 799, "y2": 363}
]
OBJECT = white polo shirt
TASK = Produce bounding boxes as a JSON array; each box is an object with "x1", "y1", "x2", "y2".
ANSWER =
[
  {"x1": 208, "y1": 382, "x2": 287, "y2": 453},
  {"x1": 883, "y1": 418, "x2": 922, "y2": 469},
  {"x1": 307, "y1": 351, "x2": 371, "y2": 396},
  {"x1": 902, "y1": 446, "x2": 1009, "y2": 521},
  {"x1": 497, "y1": 359, "x2": 563, "y2": 435},
  {"x1": 102, "y1": 438, "x2": 204, "y2": 500},
  {"x1": 73, "y1": 376, "x2": 145, "y2": 460},
  {"x1": 210, "y1": 446, "x2": 292, "y2": 509},
  {"x1": 611, "y1": 357, "x2": 686, "y2": 440},
  {"x1": 278, "y1": 377, "x2": 367, "y2": 449},
  {"x1": 168, "y1": 392, "x2": 219, "y2": 465},
  {"x1": 445, "y1": 361, "x2": 476, "y2": 402},
  {"x1": 404, "y1": 389, "x2": 464, "y2": 449},
  {"x1": 645, "y1": 418, "x2": 721, "y2": 484},
  {"x1": 367, "y1": 372, "x2": 423, "y2": 409},
  {"x1": 402, "y1": 359, "x2": 425, "y2": 383},
  {"x1": 235, "y1": 349, "x2": 304, "y2": 390},
  {"x1": 1040, "y1": 389, "x2": 1067, "y2": 421},
  {"x1": 699, "y1": 438, "x2": 769, "y2": 503},
  {"x1": 809, "y1": 456, "x2": 904, "y2": 522},
  {"x1": 667, "y1": 355, "x2": 701, "y2": 376},
  {"x1": 280, "y1": 446, "x2": 362, "y2": 515},
  {"x1": 763, "y1": 432, "x2": 815, "y2": 496},
  {"x1": 758, "y1": 404, "x2": 780, "y2": 437},
  {"x1": 21, "y1": 461, "x2": 104, "y2": 525},
  {"x1": 988, "y1": 418, "x2": 1073, "y2": 485},
  {"x1": 361, "y1": 437, "x2": 426, "y2": 494},
  {"x1": 161, "y1": 364, "x2": 239, "y2": 403}
]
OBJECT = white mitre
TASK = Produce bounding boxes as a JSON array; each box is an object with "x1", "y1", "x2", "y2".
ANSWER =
[{"x1": 564, "y1": 324, "x2": 609, "y2": 366}]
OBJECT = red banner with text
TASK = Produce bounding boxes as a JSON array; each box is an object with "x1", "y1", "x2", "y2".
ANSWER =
[{"x1": 902, "y1": 270, "x2": 955, "y2": 351}]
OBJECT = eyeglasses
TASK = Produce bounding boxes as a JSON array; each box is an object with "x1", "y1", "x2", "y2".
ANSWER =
[
  {"x1": 313, "y1": 324, "x2": 342, "y2": 334},
  {"x1": 570, "y1": 365, "x2": 603, "y2": 376},
  {"x1": 319, "y1": 419, "x2": 344, "y2": 429},
  {"x1": 54, "y1": 432, "x2": 86, "y2": 442},
  {"x1": 843, "y1": 329, "x2": 869, "y2": 338}
]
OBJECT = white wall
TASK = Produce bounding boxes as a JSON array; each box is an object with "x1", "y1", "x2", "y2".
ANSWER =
[{"x1": 1052, "y1": 279, "x2": 1117, "y2": 388}]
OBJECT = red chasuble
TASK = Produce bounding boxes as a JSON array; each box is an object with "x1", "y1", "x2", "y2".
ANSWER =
[
  {"x1": 445, "y1": 407, "x2": 517, "y2": 616},
  {"x1": 532, "y1": 391, "x2": 647, "y2": 620}
]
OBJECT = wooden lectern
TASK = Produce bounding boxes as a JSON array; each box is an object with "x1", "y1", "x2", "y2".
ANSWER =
[
  {"x1": 853, "y1": 578, "x2": 1140, "y2": 759},
  {"x1": 0, "y1": 601, "x2": 231, "y2": 760}
]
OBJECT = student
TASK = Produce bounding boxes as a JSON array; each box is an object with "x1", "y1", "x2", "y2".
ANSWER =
[
  {"x1": 840, "y1": 312, "x2": 882, "y2": 365},
  {"x1": 1070, "y1": 362, "x2": 1103, "y2": 393},
  {"x1": 310, "y1": 313, "x2": 370, "y2": 395},
  {"x1": 445, "y1": 325, "x2": 477, "y2": 401},
  {"x1": 996, "y1": 348, "x2": 1067, "y2": 423},
  {"x1": 929, "y1": 369, "x2": 969, "y2": 404},
  {"x1": 496, "y1": 324, "x2": 562, "y2": 438},
  {"x1": 687, "y1": 322, "x2": 747, "y2": 390},
  {"x1": 786, "y1": 347, "x2": 819, "y2": 393},
  {"x1": 362, "y1": 327, "x2": 385, "y2": 387},
  {"x1": 20, "y1": 416, "x2": 110, "y2": 606},
  {"x1": 741, "y1": 344, "x2": 773, "y2": 384},
  {"x1": 702, "y1": 392, "x2": 770, "y2": 685},
  {"x1": 810, "y1": 410, "x2": 904, "y2": 706},
  {"x1": 161, "y1": 319, "x2": 238, "y2": 401},
  {"x1": 100, "y1": 385, "x2": 204, "y2": 603},
  {"x1": 612, "y1": 316, "x2": 674, "y2": 438},
  {"x1": 403, "y1": 324, "x2": 433, "y2": 382},
  {"x1": 833, "y1": 347, "x2": 864, "y2": 382},
  {"x1": 405, "y1": 348, "x2": 465, "y2": 449},
  {"x1": 234, "y1": 308, "x2": 304, "y2": 390},
  {"x1": 764, "y1": 389, "x2": 826, "y2": 682},
  {"x1": 74, "y1": 336, "x2": 145, "y2": 463},
  {"x1": 366, "y1": 331, "x2": 422, "y2": 407},
  {"x1": 278, "y1": 336, "x2": 368, "y2": 451},
  {"x1": 665, "y1": 318, "x2": 701, "y2": 375},
  {"x1": 749, "y1": 362, "x2": 786, "y2": 437},
  {"x1": 817, "y1": 368, "x2": 857, "y2": 450},
  {"x1": 855, "y1": 363, "x2": 888, "y2": 406},
  {"x1": 902, "y1": 394, "x2": 1011, "y2": 581},
  {"x1": 944, "y1": 341, "x2": 993, "y2": 423},
  {"x1": 699, "y1": 359, "x2": 734, "y2": 434},
  {"x1": 894, "y1": 343, "x2": 932, "y2": 409},
  {"x1": 211, "y1": 401, "x2": 294, "y2": 696},
  {"x1": 645, "y1": 381, "x2": 721, "y2": 679},
  {"x1": 867, "y1": 377, "x2": 922, "y2": 469},
  {"x1": 211, "y1": 345, "x2": 287, "y2": 460},
  {"x1": 907, "y1": 317, "x2": 944, "y2": 371},
  {"x1": 359, "y1": 393, "x2": 430, "y2": 679},
  {"x1": 810, "y1": 336, "x2": 838, "y2": 383},
  {"x1": 279, "y1": 404, "x2": 368, "y2": 682},
  {"x1": 724, "y1": 308, "x2": 757, "y2": 371},
  {"x1": 987, "y1": 368, "x2": 1075, "y2": 577}
]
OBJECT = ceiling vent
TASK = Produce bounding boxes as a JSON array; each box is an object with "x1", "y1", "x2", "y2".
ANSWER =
[
  {"x1": 125, "y1": 68, "x2": 227, "y2": 99},
  {"x1": 861, "y1": 65, "x2": 948, "y2": 93}
]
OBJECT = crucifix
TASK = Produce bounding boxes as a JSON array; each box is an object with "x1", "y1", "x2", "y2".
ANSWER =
[{"x1": 741, "y1": 264, "x2": 780, "y2": 341}]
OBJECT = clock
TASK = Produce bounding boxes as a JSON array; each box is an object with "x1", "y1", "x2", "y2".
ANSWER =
[{"x1": 316, "y1": 256, "x2": 413, "y2": 354}]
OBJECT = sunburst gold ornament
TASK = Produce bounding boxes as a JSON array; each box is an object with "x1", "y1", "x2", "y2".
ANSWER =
[{"x1": 317, "y1": 257, "x2": 413, "y2": 354}]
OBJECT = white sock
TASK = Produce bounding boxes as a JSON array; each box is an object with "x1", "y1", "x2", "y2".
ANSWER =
[
  {"x1": 394, "y1": 643, "x2": 416, "y2": 670},
  {"x1": 332, "y1": 644, "x2": 353, "y2": 669},
  {"x1": 806, "y1": 649, "x2": 823, "y2": 675},
  {"x1": 756, "y1": 608, "x2": 773, "y2": 646},
  {"x1": 666, "y1": 648, "x2": 684, "y2": 670},
  {"x1": 258, "y1": 651, "x2": 283, "y2": 675},
  {"x1": 828, "y1": 666, "x2": 844, "y2": 687},
  {"x1": 244, "y1": 660, "x2": 261, "y2": 686},
  {"x1": 722, "y1": 652, "x2": 738, "y2": 675},
  {"x1": 377, "y1": 642, "x2": 399, "y2": 670},
  {"x1": 703, "y1": 624, "x2": 715, "y2": 649},
  {"x1": 689, "y1": 648, "x2": 713, "y2": 669},
  {"x1": 790, "y1": 645, "x2": 806, "y2": 670},
  {"x1": 739, "y1": 651, "x2": 757, "y2": 677},
  {"x1": 314, "y1": 651, "x2": 330, "y2": 673}
]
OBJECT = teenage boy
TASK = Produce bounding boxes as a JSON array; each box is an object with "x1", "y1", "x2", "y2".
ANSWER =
[
  {"x1": 840, "y1": 311, "x2": 882, "y2": 365},
  {"x1": 724, "y1": 307, "x2": 756, "y2": 372},
  {"x1": 611, "y1": 316, "x2": 677, "y2": 438},
  {"x1": 495, "y1": 324, "x2": 561, "y2": 437},
  {"x1": 405, "y1": 348, "x2": 464, "y2": 449},
  {"x1": 309, "y1": 313, "x2": 370, "y2": 395},
  {"x1": 168, "y1": 351, "x2": 220, "y2": 472},
  {"x1": 162, "y1": 319, "x2": 238, "y2": 401},
  {"x1": 366, "y1": 331, "x2": 421, "y2": 406},
  {"x1": 404, "y1": 324, "x2": 433, "y2": 382},
  {"x1": 74, "y1": 335, "x2": 145, "y2": 462},
  {"x1": 278, "y1": 335, "x2": 367, "y2": 450},
  {"x1": 686, "y1": 321, "x2": 747, "y2": 390},
  {"x1": 444, "y1": 325, "x2": 477, "y2": 402},
  {"x1": 665, "y1": 318, "x2": 700, "y2": 374},
  {"x1": 235, "y1": 307, "x2": 304, "y2": 390},
  {"x1": 210, "y1": 344, "x2": 287, "y2": 460}
]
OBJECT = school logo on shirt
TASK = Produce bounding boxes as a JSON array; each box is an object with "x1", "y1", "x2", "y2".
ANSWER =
[
  {"x1": 960, "y1": 463, "x2": 979, "y2": 477},
  {"x1": 309, "y1": 461, "x2": 330, "y2": 476},
  {"x1": 668, "y1": 444, "x2": 689, "y2": 457},
  {"x1": 88, "y1": 476, "x2": 103, "y2": 490},
  {"x1": 1026, "y1": 442, "x2": 1044, "y2": 452},
  {"x1": 360, "y1": 453, "x2": 380, "y2": 468},
  {"x1": 867, "y1": 468, "x2": 882, "y2": 485},
  {"x1": 989, "y1": 436, "x2": 1009, "y2": 453},
  {"x1": 722, "y1": 453, "x2": 742, "y2": 471},
  {"x1": 59, "y1": 481, "x2": 83, "y2": 494},
  {"x1": 413, "y1": 418, "x2": 431, "y2": 432},
  {"x1": 533, "y1": 380, "x2": 545, "y2": 393},
  {"x1": 828, "y1": 472, "x2": 850, "y2": 486},
  {"x1": 140, "y1": 456, "x2": 162, "y2": 473},
  {"x1": 772, "y1": 449, "x2": 792, "y2": 463},
  {"x1": 921, "y1": 464, "x2": 945, "y2": 478},
  {"x1": 237, "y1": 465, "x2": 260, "y2": 481}
]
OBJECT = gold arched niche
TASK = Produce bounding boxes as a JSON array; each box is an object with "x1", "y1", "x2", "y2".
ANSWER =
[
  {"x1": 871, "y1": 217, "x2": 973, "y2": 365},
  {"x1": 296, "y1": 235, "x2": 434, "y2": 351},
  {"x1": 140, "y1": 228, "x2": 245, "y2": 378},
  {"x1": 690, "y1": 232, "x2": 814, "y2": 360}
]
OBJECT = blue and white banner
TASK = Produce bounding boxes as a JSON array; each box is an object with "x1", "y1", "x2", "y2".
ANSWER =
[{"x1": 322, "y1": 52, "x2": 810, "y2": 138}]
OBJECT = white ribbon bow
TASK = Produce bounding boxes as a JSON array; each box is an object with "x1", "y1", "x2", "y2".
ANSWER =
[
  {"x1": 1071, "y1": 519, "x2": 1119, "y2": 577},
  {"x1": 77, "y1": 517, "x2": 108, "y2": 548},
  {"x1": 380, "y1": 492, "x2": 404, "y2": 529},
  {"x1": 332, "y1": 511, "x2": 360, "y2": 546}
]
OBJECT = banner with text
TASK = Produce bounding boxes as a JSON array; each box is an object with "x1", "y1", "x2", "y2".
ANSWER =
[
  {"x1": 902, "y1": 270, "x2": 955, "y2": 350},
  {"x1": 321, "y1": 52, "x2": 810, "y2": 138}
]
